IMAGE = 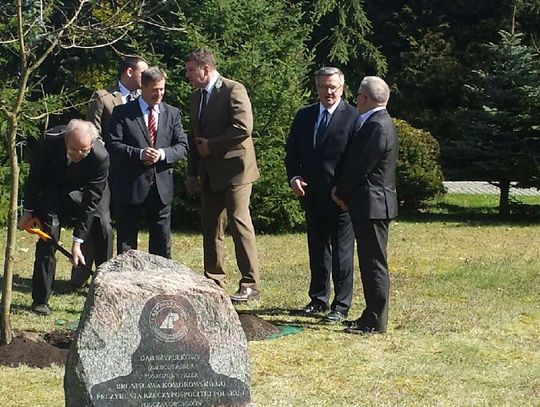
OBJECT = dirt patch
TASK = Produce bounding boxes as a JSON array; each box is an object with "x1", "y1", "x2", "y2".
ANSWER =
[
  {"x1": 0, "y1": 314, "x2": 280, "y2": 368},
  {"x1": 238, "y1": 313, "x2": 281, "y2": 341},
  {"x1": 0, "y1": 330, "x2": 74, "y2": 368}
]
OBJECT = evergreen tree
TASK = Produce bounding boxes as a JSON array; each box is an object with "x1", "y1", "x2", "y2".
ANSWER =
[{"x1": 457, "y1": 30, "x2": 540, "y2": 214}]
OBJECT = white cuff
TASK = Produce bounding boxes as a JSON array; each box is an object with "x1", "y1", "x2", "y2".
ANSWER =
[
  {"x1": 73, "y1": 236, "x2": 84, "y2": 244},
  {"x1": 290, "y1": 176, "x2": 301, "y2": 187}
]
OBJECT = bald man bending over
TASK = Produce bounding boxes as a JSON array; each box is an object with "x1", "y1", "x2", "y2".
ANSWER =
[{"x1": 19, "y1": 119, "x2": 111, "y2": 316}]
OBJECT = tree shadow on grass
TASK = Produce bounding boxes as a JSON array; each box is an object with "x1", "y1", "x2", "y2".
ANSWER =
[
  {"x1": 399, "y1": 204, "x2": 540, "y2": 226},
  {"x1": 10, "y1": 274, "x2": 80, "y2": 296},
  {"x1": 237, "y1": 307, "x2": 339, "y2": 331}
]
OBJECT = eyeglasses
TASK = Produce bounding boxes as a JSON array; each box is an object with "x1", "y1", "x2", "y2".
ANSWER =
[
  {"x1": 67, "y1": 146, "x2": 92, "y2": 158},
  {"x1": 317, "y1": 84, "x2": 342, "y2": 93}
]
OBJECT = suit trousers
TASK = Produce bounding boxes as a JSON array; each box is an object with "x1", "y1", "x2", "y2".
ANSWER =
[
  {"x1": 305, "y1": 207, "x2": 355, "y2": 314},
  {"x1": 352, "y1": 218, "x2": 391, "y2": 333},
  {"x1": 116, "y1": 184, "x2": 172, "y2": 258},
  {"x1": 201, "y1": 182, "x2": 260, "y2": 291},
  {"x1": 70, "y1": 217, "x2": 113, "y2": 287},
  {"x1": 31, "y1": 213, "x2": 60, "y2": 305}
]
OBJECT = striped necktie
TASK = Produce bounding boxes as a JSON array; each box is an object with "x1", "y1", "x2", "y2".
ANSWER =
[{"x1": 148, "y1": 106, "x2": 156, "y2": 146}]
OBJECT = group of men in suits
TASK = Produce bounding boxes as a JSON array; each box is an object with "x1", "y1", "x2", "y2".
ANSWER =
[
  {"x1": 286, "y1": 69, "x2": 398, "y2": 335},
  {"x1": 20, "y1": 51, "x2": 397, "y2": 334},
  {"x1": 20, "y1": 49, "x2": 262, "y2": 315}
]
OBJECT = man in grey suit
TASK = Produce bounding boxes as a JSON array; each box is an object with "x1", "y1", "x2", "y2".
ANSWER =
[
  {"x1": 332, "y1": 76, "x2": 398, "y2": 334},
  {"x1": 107, "y1": 66, "x2": 189, "y2": 258},
  {"x1": 285, "y1": 67, "x2": 359, "y2": 323}
]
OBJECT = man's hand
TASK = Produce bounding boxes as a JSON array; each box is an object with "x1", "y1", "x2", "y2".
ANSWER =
[
  {"x1": 331, "y1": 186, "x2": 348, "y2": 210},
  {"x1": 195, "y1": 137, "x2": 210, "y2": 157},
  {"x1": 71, "y1": 242, "x2": 86, "y2": 267},
  {"x1": 186, "y1": 176, "x2": 199, "y2": 196},
  {"x1": 142, "y1": 147, "x2": 161, "y2": 165},
  {"x1": 18, "y1": 211, "x2": 42, "y2": 230},
  {"x1": 290, "y1": 177, "x2": 308, "y2": 197}
]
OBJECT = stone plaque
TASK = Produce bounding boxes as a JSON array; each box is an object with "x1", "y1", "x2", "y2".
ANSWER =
[{"x1": 65, "y1": 251, "x2": 251, "y2": 407}]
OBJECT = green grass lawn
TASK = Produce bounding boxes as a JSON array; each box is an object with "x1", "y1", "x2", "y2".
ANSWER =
[{"x1": 0, "y1": 194, "x2": 539, "y2": 406}]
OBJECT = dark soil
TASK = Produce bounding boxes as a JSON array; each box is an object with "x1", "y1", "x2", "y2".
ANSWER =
[
  {"x1": 238, "y1": 313, "x2": 281, "y2": 341},
  {"x1": 0, "y1": 330, "x2": 75, "y2": 368},
  {"x1": 0, "y1": 314, "x2": 279, "y2": 368}
]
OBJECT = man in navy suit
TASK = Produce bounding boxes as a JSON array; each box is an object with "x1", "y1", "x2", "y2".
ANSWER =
[
  {"x1": 332, "y1": 76, "x2": 398, "y2": 334},
  {"x1": 107, "y1": 66, "x2": 189, "y2": 258},
  {"x1": 285, "y1": 67, "x2": 359, "y2": 323}
]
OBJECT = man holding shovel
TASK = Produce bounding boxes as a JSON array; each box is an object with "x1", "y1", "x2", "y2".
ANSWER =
[{"x1": 18, "y1": 119, "x2": 111, "y2": 316}]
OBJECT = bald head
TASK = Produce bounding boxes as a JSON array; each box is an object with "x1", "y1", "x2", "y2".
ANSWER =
[{"x1": 65, "y1": 119, "x2": 98, "y2": 162}]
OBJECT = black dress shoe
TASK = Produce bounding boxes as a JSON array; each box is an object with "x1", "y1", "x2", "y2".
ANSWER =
[
  {"x1": 230, "y1": 287, "x2": 260, "y2": 302},
  {"x1": 292, "y1": 302, "x2": 329, "y2": 316},
  {"x1": 321, "y1": 310, "x2": 347, "y2": 324},
  {"x1": 344, "y1": 325, "x2": 378, "y2": 335},
  {"x1": 342, "y1": 318, "x2": 361, "y2": 328},
  {"x1": 31, "y1": 303, "x2": 52, "y2": 316}
]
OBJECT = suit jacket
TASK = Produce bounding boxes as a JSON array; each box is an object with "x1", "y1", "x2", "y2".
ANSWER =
[
  {"x1": 107, "y1": 100, "x2": 189, "y2": 205},
  {"x1": 187, "y1": 76, "x2": 259, "y2": 192},
  {"x1": 86, "y1": 84, "x2": 124, "y2": 136},
  {"x1": 334, "y1": 109, "x2": 398, "y2": 220},
  {"x1": 23, "y1": 129, "x2": 110, "y2": 241},
  {"x1": 285, "y1": 100, "x2": 360, "y2": 214}
]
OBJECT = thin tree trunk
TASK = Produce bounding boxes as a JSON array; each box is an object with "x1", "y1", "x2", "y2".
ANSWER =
[
  {"x1": 499, "y1": 180, "x2": 510, "y2": 215},
  {"x1": 0, "y1": 121, "x2": 19, "y2": 346}
]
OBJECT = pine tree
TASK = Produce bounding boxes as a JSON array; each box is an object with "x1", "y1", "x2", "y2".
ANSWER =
[{"x1": 458, "y1": 30, "x2": 540, "y2": 214}]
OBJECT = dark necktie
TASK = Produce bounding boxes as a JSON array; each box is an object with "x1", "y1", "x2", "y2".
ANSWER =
[
  {"x1": 315, "y1": 110, "x2": 329, "y2": 147},
  {"x1": 148, "y1": 106, "x2": 156, "y2": 146},
  {"x1": 199, "y1": 89, "x2": 208, "y2": 119}
]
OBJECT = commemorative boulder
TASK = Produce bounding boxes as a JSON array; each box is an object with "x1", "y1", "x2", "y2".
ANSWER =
[{"x1": 64, "y1": 250, "x2": 251, "y2": 407}]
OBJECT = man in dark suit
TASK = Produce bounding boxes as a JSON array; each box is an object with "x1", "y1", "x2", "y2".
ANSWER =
[
  {"x1": 184, "y1": 47, "x2": 261, "y2": 302},
  {"x1": 285, "y1": 67, "x2": 359, "y2": 323},
  {"x1": 77, "y1": 55, "x2": 148, "y2": 287},
  {"x1": 107, "y1": 66, "x2": 189, "y2": 258},
  {"x1": 19, "y1": 119, "x2": 111, "y2": 315},
  {"x1": 332, "y1": 76, "x2": 398, "y2": 334}
]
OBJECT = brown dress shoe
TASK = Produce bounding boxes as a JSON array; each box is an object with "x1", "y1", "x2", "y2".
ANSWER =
[{"x1": 230, "y1": 287, "x2": 260, "y2": 302}]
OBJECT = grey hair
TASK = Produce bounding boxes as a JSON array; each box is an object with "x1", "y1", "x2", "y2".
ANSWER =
[
  {"x1": 358, "y1": 76, "x2": 390, "y2": 104},
  {"x1": 142, "y1": 66, "x2": 167, "y2": 86},
  {"x1": 64, "y1": 119, "x2": 99, "y2": 142},
  {"x1": 315, "y1": 66, "x2": 345, "y2": 86}
]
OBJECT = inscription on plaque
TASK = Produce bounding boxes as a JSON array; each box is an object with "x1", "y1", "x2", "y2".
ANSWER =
[{"x1": 91, "y1": 295, "x2": 250, "y2": 406}]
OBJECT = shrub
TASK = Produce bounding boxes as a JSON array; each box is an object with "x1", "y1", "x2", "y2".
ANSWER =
[{"x1": 395, "y1": 118, "x2": 445, "y2": 207}]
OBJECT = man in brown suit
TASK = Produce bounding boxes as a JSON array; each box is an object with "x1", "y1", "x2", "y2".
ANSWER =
[{"x1": 185, "y1": 47, "x2": 260, "y2": 302}]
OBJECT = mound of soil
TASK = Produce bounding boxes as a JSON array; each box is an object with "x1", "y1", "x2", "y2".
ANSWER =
[
  {"x1": 0, "y1": 330, "x2": 74, "y2": 368},
  {"x1": 238, "y1": 313, "x2": 281, "y2": 341}
]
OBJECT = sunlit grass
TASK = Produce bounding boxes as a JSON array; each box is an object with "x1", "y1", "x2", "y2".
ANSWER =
[{"x1": 0, "y1": 194, "x2": 539, "y2": 406}]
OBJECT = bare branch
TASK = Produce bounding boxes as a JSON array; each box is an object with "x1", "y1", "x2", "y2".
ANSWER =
[
  {"x1": 60, "y1": 31, "x2": 130, "y2": 49},
  {"x1": 23, "y1": 96, "x2": 96, "y2": 121}
]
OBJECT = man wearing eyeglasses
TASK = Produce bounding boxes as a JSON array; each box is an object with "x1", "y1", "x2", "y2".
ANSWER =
[
  {"x1": 285, "y1": 67, "x2": 360, "y2": 323},
  {"x1": 332, "y1": 76, "x2": 398, "y2": 335},
  {"x1": 19, "y1": 119, "x2": 111, "y2": 316}
]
